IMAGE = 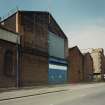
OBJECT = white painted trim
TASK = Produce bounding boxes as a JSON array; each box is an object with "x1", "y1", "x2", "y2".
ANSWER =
[{"x1": 49, "y1": 64, "x2": 67, "y2": 71}]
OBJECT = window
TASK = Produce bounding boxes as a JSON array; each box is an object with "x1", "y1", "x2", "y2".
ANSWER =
[{"x1": 4, "y1": 50, "x2": 14, "y2": 77}]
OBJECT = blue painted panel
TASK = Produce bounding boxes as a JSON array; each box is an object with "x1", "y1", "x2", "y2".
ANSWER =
[
  {"x1": 48, "y1": 69, "x2": 67, "y2": 84},
  {"x1": 48, "y1": 62, "x2": 67, "y2": 84}
]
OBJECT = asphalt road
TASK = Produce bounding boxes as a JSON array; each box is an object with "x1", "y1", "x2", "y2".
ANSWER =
[
  {"x1": 0, "y1": 83, "x2": 105, "y2": 105},
  {"x1": 58, "y1": 85, "x2": 105, "y2": 105}
]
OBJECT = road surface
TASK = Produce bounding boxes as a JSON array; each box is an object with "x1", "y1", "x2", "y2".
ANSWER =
[{"x1": 0, "y1": 83, "x2": 105, "y2": 105}]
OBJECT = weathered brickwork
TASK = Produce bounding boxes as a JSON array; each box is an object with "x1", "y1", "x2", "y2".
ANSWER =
[
  {"x1": 83, "y1": 53, "x2": 93, "y2": 81},
  {"x1": 0, "y1": 40, "x2": 17, "y2": 88},
  {"x1": 0, "y1": 11, "x2": 68, "y2": 57},
  {"x1": 68, "y1": 46, "x2": 83, "y2": 83},
  {"x1": 21, "y1": 53, "x2": 48, "y2": 86},
  {"x1": 0, "y1": 11, "x2": 68, "y2": 87}
]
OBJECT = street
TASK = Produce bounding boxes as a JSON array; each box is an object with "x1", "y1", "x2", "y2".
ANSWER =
[{"x1": 0, "y1": 83, "x2": 105, "y2": 105}]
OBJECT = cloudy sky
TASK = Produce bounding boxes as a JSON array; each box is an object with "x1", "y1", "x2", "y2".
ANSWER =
[{"x1": 0, "y1": 0, "x2": 105, "y2": 52}]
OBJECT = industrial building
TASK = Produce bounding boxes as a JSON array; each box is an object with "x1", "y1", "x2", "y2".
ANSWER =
[
  {"x1": 0, "y1": 10, "x2": 68, "y2": 87},
  {"x1": 83, "y1": 53, "x2": 93, "y2": 81},
  {"x1": 68, "y1": 46, "x2": 83, "y2": 83},
  {"x1": 91, "y1": 48, "x2": 105, "y2": 81}
]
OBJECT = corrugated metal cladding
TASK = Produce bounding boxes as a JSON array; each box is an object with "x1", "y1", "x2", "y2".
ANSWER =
[
  {"x1": 48, "y1": 57, "x2": 68, "y2": 84},
  {"x1": 48, "y1": 31, "x2": 64, "y2": 58}
]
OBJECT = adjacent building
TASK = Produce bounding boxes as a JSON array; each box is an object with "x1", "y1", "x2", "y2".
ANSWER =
[
  {"x1": 0, "y1": 10, "x2": 68, "y2": 87},
  {"x1": 91, "y1": 48, "x2": 105, "y2": 81},
  {"x1": 83, "y1": 53, "x2": 93, "y2": 81},
  {"x1": 68, "y1": 46, "x2": 83, "y2": 83}
]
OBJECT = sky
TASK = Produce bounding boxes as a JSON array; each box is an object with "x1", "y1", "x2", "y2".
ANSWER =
[{"x1": 0, "y1": 0, "x2": 105, "y2": 52}]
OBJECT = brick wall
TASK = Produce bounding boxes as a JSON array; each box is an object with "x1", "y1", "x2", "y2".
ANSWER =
[
  {"x1": 0, "y1": 11, "x2": 68, "y2": 87},
  {"x1": 21, "y1": 53, "x2": 48, "y2": 86},
  {"x1": 68, "y1": 46, "x2": 83, "y2": 83},
  {"x1": 83, "y1": 53, "x2": 93, "y2": 81},
  {"x1": 0, "y1": 40, "x2": 17, "y2": 88},
  {"x1": 20, "y1": 12, "x2": 48, "y2": 53},
  {"x1": 1, "y1": 11, "x2": 68, "y2": 59},
  {"x1": 0, "y1": 39, "x2": 48, "y2": 88}
]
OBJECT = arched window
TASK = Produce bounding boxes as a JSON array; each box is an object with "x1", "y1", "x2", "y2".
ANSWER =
[{"x1": 4, "y1": 50, "x2": 13, "y2": 77}]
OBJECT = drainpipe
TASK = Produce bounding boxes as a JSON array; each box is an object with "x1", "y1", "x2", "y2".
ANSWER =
[{"x1": 16, "y1": 34, "x2": 20, "y2": 88}]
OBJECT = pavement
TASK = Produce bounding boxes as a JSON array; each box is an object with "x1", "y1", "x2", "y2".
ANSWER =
[
  {"x1": 4, "y1": 82, "x2": 105, "y2": 105},
  {"x1": 0, "y1": 84, "x2": 69, "y2": 101},
  {"x1": 0, "y1": 82, "x2": 104, "y2": 103}
]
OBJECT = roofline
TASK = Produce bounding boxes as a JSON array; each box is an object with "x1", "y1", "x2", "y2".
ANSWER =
[
  {"x1": 83, "y1": 52, "x2": 93, "y2": 60},
  {"x1": 69, "y1": 46, "x2": 83, "y2": 56},
  {"x1": 20, "y1": 10, "x2": 67, "y2": 39},
  {"x1": 0, "y1": 10, "x2": 67, "y2": 38},
  {"x1": 69, "y1": 46, "x2": 78, "y2": 51},
  {"x1": 83, "y1": 52, "x2": 91, "y2": 55},
  {"x1": 19, "y1": 10, "x2": 49, "y2": 14},
  {"x1": 49, "y1": 14, "x2": 67, "y2": 39},
  {"x1": 0, "y1": 11, "x2": 17, "y2": 23},
  {"x1": 0, "y1": 10, "x2": 49, "y2": 23}
]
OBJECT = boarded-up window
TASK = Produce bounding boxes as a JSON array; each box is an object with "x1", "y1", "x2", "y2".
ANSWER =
[{"x1": 4, "y1": 50, "x2": 13, "y2": 77}]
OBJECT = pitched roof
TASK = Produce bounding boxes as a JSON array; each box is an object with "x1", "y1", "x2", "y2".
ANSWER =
[
  {"x1": 69, "y1": 46, "x2": 83, "y2": 56},
  {"x1": 0, "y1": 10, "x2": 67, "y2": 39}
]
